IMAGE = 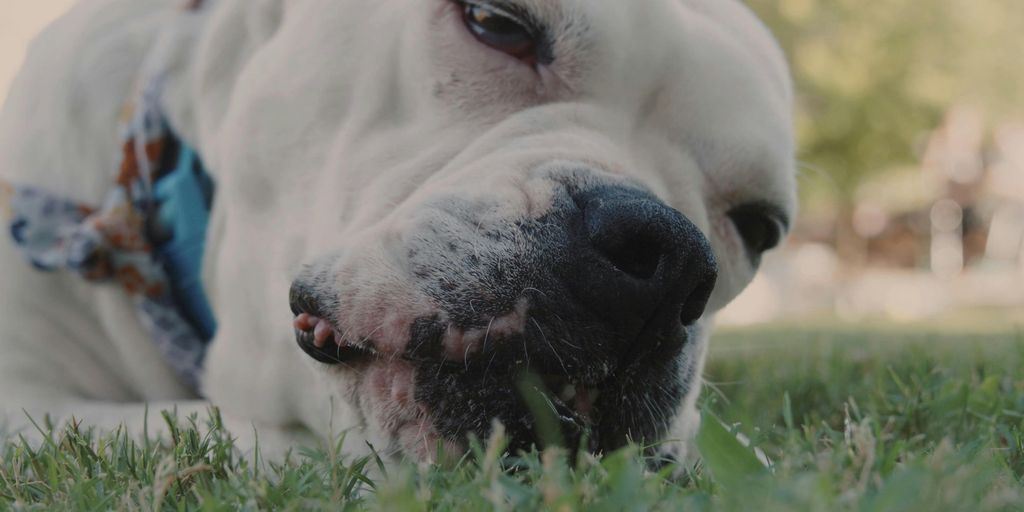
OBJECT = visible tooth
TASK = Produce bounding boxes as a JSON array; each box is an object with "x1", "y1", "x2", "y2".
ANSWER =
[
  {"x1": 313, "y1": 319, "x2": 334, "y2": 347},
  {"x1": 559, "y1": 384, "x2": 577, "y2": 402},
  {"x1": 293, "y1": 313, "x2": 320, "y2": 332}
]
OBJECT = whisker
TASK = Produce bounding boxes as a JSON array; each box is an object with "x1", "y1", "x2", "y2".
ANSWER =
[
  {"x1": 482, "y1": 316, "x2": 496, "y2": 352},
  {"x1": 483, "y1": 351, "x2": 499, "y2": 382},
  {"x1": 531, "y1": 317, "x2": 569, "y2": 377},
  {"x1": 550, "y1": 312, "x2": 582, "y2": 350}
]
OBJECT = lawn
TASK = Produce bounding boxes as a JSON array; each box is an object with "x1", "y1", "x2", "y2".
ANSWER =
[{"x1": 1, "y1": 321, "x2": 1022, "y2": 511}]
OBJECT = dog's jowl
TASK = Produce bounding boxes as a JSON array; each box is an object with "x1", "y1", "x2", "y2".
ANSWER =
[{"x1": 0, "y1": 0, "x2": 796, "y2": 464}]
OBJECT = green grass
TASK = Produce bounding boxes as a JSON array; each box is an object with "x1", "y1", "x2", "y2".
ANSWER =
[{"x1": 2, "y1": 323, "x2": 1022, "y2": 511}]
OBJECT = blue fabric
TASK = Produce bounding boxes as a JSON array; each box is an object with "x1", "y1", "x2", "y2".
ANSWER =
[
  {"x1": 0, "y1": 0, "x2": 215, "y2": 393},
  {"x1": 154, "y1": 145, "x2": 217, "y2": 341}
]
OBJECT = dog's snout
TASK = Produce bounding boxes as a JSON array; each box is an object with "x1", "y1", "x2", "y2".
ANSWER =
[
  {"x1": 289, "y1": 279, "x2": 323, "y2": 318},
  {"x1": 567, "y1": 187, "x2": 718, "y2": 333}
]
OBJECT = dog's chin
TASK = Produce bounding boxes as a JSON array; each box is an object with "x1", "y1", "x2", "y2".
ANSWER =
[
  {"x1": 410, "y1": 336, "x2": 689, "y2": 456},
  {"x1": 293, "y1": 324, "x2": 688, "y2": 459}
]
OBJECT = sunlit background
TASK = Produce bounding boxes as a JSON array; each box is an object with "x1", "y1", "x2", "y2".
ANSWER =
[
  {"x1": 3, "y1": 0, "x2": 1022, "y2": 328},
  {"x1": 0, "y1": 1, "x2": 76, "y2": 101}
]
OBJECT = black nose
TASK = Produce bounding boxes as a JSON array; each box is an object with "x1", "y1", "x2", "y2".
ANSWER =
[{"x1": 565, "y1": 186, "x2": 718, "y2": 335}]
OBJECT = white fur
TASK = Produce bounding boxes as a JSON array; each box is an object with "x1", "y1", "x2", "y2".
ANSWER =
[{"x1": 0, "y1": 0, "x2": 794, "y2": 462}]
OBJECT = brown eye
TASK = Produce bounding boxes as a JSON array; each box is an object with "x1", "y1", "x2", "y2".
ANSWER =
[{"x1": 461, "y1": 2, "x2": 538, "y2": 62}]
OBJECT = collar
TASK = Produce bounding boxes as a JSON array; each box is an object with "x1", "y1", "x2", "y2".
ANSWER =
[{"x1": 0, "y1": 0, "x2": 215, "y2": 392}]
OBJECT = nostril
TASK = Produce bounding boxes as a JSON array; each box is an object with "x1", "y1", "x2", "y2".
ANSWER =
[
  {"x1": 582, "y1": 194, "x2": 672, "y2": 282},
  {"x1": 596, "y1": 233, "x2": 663, "y2": 280},
  {"x1": 679, "y1": 275, "x2": 716, "y2": 326},
  {"x1": 568, "y1": 185, "x2": 718, "y2": 336}
]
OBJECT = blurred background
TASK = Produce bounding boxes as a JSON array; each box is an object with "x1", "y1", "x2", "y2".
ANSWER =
[
  {"x1": 2, "y1": 0, "x2": 1022, "y2": 328},
  {"x1": 722, "y1": 0, "x2": 1024, "y2": 327},
  {"x1": 0, "y1": 0, "x2": 76, "y2": 101}
]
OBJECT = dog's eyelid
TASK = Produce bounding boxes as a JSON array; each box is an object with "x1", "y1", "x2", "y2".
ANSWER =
[
  {"x1": 465, "y1": 1, "x2": 534, "y2": 19},
  {"x1": 462, "y1": 0, "x2": 524, "y2": 24},
  {"x1": 460, "y1": 0, "x2": 549, "y2": 40}
]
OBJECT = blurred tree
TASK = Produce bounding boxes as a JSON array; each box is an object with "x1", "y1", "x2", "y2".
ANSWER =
[{"x1": 745, "y1": 0, "x2": 1024, "y2": 262}]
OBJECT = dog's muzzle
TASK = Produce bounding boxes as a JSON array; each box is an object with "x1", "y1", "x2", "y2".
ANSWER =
[{"x1": 289, "y1": 184, "x2": 717, "y2": 453}]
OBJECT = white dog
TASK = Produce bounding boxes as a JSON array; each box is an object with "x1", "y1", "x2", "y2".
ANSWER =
[{"x1": 0, "y1": 0, "x2": 795, "y2": 463}]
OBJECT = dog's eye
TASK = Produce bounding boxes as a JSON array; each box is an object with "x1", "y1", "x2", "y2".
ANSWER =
[
  {"x1": 460, "y1": 1, "x2": 538, "y2": 62},
  {"x1": 728, "y1": 204, "x2": 788, "y2": 264}
]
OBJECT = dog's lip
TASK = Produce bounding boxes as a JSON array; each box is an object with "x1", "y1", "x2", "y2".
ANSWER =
[
  {"x1": 293, "y1": 313, "x2": 337, "y2": 348},
  {"x1": 292, "y1": 313, "x2": 380, "y2": 364}
]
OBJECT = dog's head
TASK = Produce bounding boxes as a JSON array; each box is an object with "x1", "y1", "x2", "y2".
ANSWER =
[{"x1": 192, "y1": 0, "x2": 795, "y2": 460}]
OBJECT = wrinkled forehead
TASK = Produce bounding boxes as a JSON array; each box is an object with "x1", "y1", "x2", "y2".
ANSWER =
[
  {"x1": 284, "y1": 0, "x2": 790, "y2": 116},
  {"x1": 447, "y1": 0, "x2": 794, "y2": 158},
  {"x1": 505, "y1": 0, "x2": 791, "y2": 96},
  {"x1": 272, "y1": 0, "x2": 795, "y2": 202}
]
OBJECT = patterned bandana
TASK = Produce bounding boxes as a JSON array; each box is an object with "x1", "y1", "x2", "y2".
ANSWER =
[{"x1": 0, "y1": 0, "x2": 213, "y2": 392}]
